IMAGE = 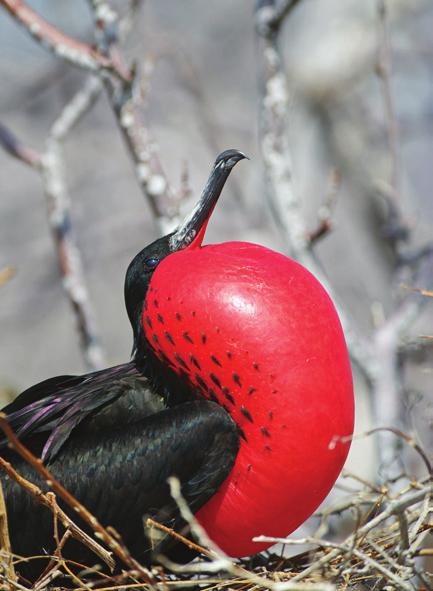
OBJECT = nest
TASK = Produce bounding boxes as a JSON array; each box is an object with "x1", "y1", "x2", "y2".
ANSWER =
[{"x1": 0, "y1": 416, "x2": 431, "y2": 591}]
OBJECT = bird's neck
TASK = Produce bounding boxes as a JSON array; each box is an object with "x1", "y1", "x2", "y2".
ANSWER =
[{"x1": 134, "y1": 343, "x2": 198, "y2": 408}]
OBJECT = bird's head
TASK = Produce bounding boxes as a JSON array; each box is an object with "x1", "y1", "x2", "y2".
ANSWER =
[{"x1": 124, "y1": 149, "x2": 247, "y2": 357}]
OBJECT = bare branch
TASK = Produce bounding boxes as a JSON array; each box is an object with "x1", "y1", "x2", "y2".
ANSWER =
[
  {"x1": 109, "y1": 80, "x2": 181, "y2": 233},
  {"x1": 106, "y1": 63, "x2": 179, "y2": 234},
  {"x1": 371, "y1": 260, "x2": 433, "y2": 478},
  {"x1": 145, "y1": 517, "x2": 213, "y2": 559},
  {"x1": 0, "y1": 96, "x2": 105, "y2": 371},
  {"x1": 255, "y1": 0, "x2": 303, "y2": 36},
  {"x1": 35, "y1": 79, "x2": 107, "y2": 371},
  {"x1": 254, "y1": 0, "x2": 377, "y2": 383},
  {"x1": 1, "y1": 0, "x2": 185, "y2": 367},
  {"x1": 0, "y1": 0, "x2": 130, "y2": 80},
  {"x1": 376, "y1": 0, "x2": 401, "y2": 202},
  {"x1": 50, "y1": 77, "x2": 102, "y2": 141},
  {"x1": 0, "y1": 46, "x2": 108, "y2": 372},
  {"x1": 86, "y1": 2, "x2": 184, "y2": 233}
]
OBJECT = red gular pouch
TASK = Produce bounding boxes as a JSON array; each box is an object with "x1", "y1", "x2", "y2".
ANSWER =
[{"x1": 142, "y1": 240, "x2": 354, "y2": 557}]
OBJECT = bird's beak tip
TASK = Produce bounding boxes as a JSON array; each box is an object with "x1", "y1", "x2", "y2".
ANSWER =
[{"x1": 235, "y1": 150, "x2": 249, "y2": 161}]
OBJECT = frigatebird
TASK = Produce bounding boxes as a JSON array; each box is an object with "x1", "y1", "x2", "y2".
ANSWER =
[{"x1": 1, "y1": 149, "x2": 354, "y2": 581}]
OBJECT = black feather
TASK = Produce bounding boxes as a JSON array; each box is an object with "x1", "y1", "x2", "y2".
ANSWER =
[{"x1": 1, "y1": 362, "x2": 161, "y2": 461}]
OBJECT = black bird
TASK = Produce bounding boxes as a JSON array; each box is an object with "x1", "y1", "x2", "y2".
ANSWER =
[
  {"x1": 1, "y1": 147, "x2": 354, "y2": 583},
  {"x1": 0, "y1": 150, "x2": 246, "y2": 580}
]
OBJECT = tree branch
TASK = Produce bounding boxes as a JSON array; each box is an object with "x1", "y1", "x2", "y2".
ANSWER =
[
  {"x1": 0, "y1": 0, "x2": 130, "y2": 81},
  {"x1": 254, "y1": 0, "x2": 377, "y2": 382},
  {"x1": 0, "y1": 77, "x2": 106, "y2": 371},
  {"x1": 376, "y1": 0, "x2": 401, "y2": 204},
  {"x1": 255, "y1": 0, "x2": 303, "y2": 36},
  {"x1": 86, "y1": 1, "x2": 185, "y2": 234}
]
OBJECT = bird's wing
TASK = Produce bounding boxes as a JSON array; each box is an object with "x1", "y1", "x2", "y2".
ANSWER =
[
  {"x1": 3, "y1": 400, "x2": 240, "y2": 577},
  {"x1": 1, "y1": 362, "x2": 163, "y2": 461}
]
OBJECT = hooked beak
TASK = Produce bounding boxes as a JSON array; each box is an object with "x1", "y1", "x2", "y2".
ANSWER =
[{"x1": 169, "y1": 149, "x2": 248, "y2": 252}]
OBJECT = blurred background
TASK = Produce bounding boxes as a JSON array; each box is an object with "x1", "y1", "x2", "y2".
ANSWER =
[{"x1": 0, "y1": 0, "x2": 432, "y2": 488}]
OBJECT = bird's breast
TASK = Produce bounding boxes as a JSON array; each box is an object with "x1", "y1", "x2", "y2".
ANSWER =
[{"x1": 143, "y1": 241, "x2": 354, "y2": 556}]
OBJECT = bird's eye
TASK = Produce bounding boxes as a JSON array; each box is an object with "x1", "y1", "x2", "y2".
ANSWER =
[{"x1": 145, "y1": 256, "x2": 159, "y2": 269}]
